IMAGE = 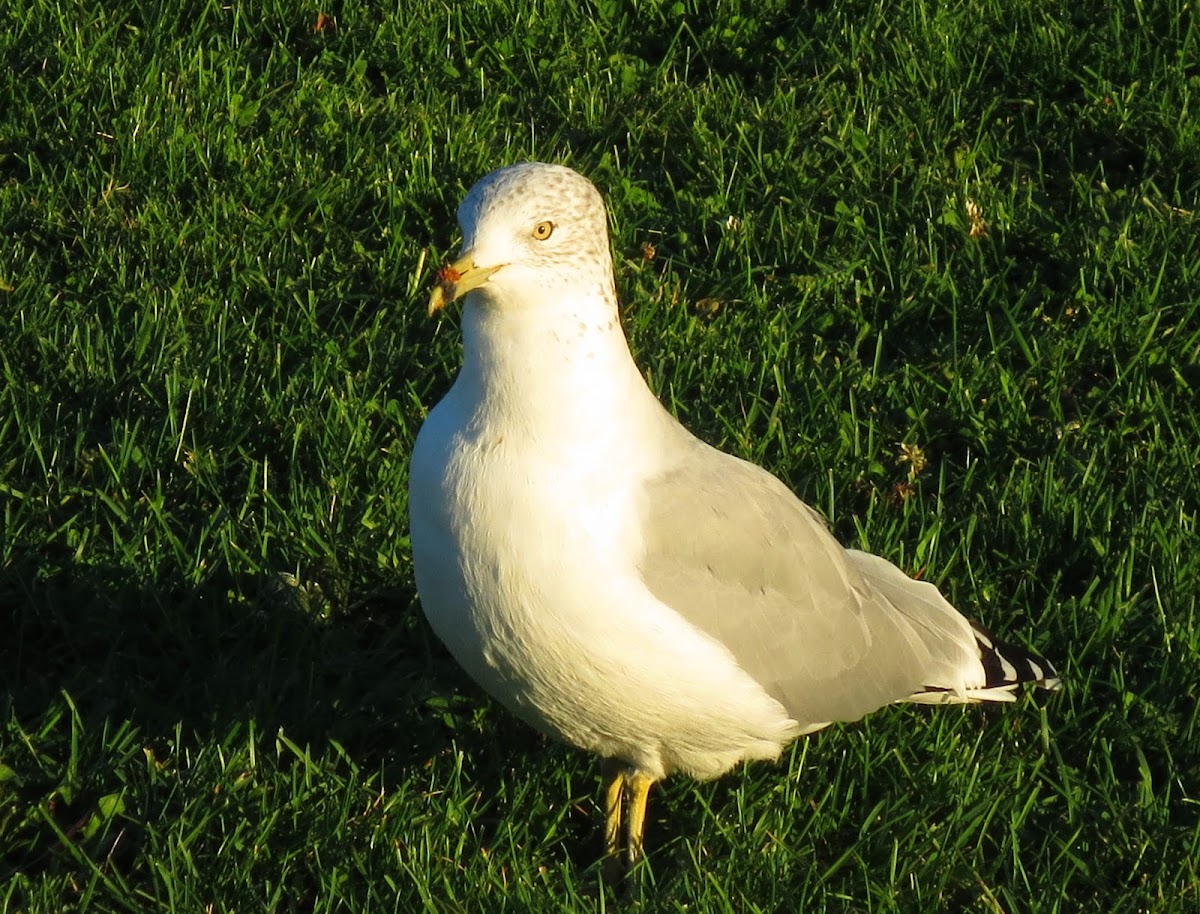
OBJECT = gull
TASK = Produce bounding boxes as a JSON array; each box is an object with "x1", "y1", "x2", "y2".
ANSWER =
[{"x1": 409, "y1": 162, "x2": 1060, "y2": 876}]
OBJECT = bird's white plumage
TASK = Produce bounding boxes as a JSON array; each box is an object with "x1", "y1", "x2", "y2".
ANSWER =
[{"x1": 409, "y1": 162, "x2": 1057, "y2": 786}]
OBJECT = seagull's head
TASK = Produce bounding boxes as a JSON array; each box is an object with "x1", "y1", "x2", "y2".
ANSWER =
[{"x1": 428, "y1": 163, "x2": 615, "y2": 316}]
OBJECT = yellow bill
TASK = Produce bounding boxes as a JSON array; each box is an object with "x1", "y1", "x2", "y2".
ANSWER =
[{"x1": 428, "y1": 253, "x2": 501, "y2": 316}]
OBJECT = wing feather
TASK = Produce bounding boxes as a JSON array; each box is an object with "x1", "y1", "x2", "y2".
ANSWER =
[{"x1": 635, "y1": 441, "x2": 982, "y2": 728}]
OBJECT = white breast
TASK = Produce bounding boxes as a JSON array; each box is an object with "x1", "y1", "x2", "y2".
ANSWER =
[{"x1": 409, "y1": 378, "x2": 799, "y2": 781}]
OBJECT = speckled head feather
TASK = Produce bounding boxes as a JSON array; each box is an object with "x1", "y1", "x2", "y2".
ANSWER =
[
  {"x1": 453, "y1": 163, "x2": 615, "y2": 304},
  {"x1": 458, "y1": 162, "x2": 607, "y2": 246}
]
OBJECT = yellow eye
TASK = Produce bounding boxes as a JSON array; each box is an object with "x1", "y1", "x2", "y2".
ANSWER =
[{"x1": 532, "y1": 221, "x2": 554, "y2": 240}]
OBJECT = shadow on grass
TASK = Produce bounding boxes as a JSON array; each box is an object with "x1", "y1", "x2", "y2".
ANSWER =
[
  {"x1": 4, "y1": 553, "x2": 427, "y2": 751},
  {"x1": 0, "y1": 549, "x2": 600, "y2": 880}
]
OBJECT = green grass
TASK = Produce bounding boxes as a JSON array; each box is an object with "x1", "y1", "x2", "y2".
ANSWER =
[{"x1": 2, "y1": 0, "x2": 1199, "y2": 910}]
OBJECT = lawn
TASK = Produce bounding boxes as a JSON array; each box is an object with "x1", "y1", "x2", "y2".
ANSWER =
[{"x1": 2, "y1": 0, "x2": 1199, "y2": 911}]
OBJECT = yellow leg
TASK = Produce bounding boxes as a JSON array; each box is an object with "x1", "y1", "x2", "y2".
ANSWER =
[
  {"x1": 603, "y1": 765, "x2": 625, "y2": 859},
  {"x1": 624, "y1": 770, "x2": 654, "y2": 870},
  {"x1": 601, "y1": 762, "x2": 657, "y2": 889}
]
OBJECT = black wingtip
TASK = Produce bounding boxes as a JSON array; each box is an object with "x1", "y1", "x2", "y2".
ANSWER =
[{"x1": 970, "y1": 621, "x2": 1061, "y2": 691}]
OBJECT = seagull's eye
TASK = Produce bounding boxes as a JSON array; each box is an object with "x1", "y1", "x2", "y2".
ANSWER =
[{"x1": 532, "y1": 221, "x2": 554, "y2": 241}]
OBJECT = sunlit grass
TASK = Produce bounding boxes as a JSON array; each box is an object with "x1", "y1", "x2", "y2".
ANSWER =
[{"x1": 2, "y1": 0, "x2": 1198, "y2": 910}]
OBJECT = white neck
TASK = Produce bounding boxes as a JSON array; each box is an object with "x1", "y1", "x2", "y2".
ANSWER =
[{"x1": 451, "y1": 282, "x2": 666, "y2": 459}]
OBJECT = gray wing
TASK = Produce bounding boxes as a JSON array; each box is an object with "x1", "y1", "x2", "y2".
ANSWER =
[{"x1": 635, "y1": 439, "x2": 979, "y2": 728}]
